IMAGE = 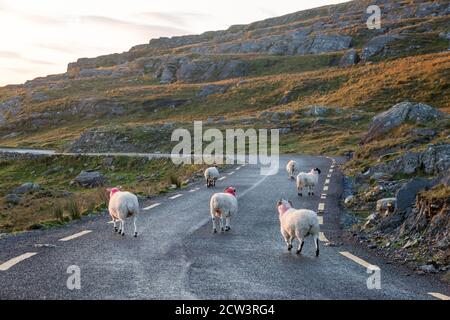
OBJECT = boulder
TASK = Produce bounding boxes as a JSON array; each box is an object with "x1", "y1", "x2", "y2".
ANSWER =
[
  {"x1": 339, "y1": 49, "x2": 360, "y2": 67},
  {"x1": 361, "y1": 34, "x2": 402, "y2": 60},
  {"x1": 376, "y1": 198, "x2": 397, "y2": 213},
  {"x1": 344, "y1": 195, "x2": 355, "y2": 205},
  {"x1": 362, "y1": 102, "x2": 446, "y2": 143},
  {"x1": 74, "y1": 171, "x2": 106, "y2": 188},
  {"x1": 304, "y1": 105, "x2": 329, "y2": 116},
  {"x1": 13, "y1": 182, "x2": 41, "y2": 194},
  {"x1": 197, "y1": 85, "x2": 228, "y2": 97},
  {"x1": 5, "y1": 194, "x2": 21, "y2": 205},
  {"x1": 396, "y1": 178, "x2": 435, "y2": 212}
]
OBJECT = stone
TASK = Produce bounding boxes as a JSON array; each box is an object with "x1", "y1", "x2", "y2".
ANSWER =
[
  {"x1": 304, "y1": 105, "x2": 329, "y2": 116},
  {"x1": 339, "y1": 49, "x2": 360, "y2": 67},
  {"x1": 13, "y1": 182, "x2": 41, "y2": 194},
  {"x1": 5, "y1": 194, "x2": 21, "y2": 205},
  {"x1": 418, "y1": 264, "x2": 438, "y2": 273},
  {"x1": 361, "y1": 34, "x2": 402, "y2": 60},
  {"x1": 344, "y1": 195, "x2": 355, "y2": 205},
  {"x1": 74, "y1": 171, "x2": 106, "y2": 188},
  {"x1": 396, "y1": 178, "x2": 434, "y2": 212},
  {"x1": 376, "y1": 198, "x2": 397, "y2": 213},
  {"x1": 363, "y1": 102, "x2": 446, "y2": 143},
  {"x1": 197, "y1": 84, "x2": 228, "y2": 97}
]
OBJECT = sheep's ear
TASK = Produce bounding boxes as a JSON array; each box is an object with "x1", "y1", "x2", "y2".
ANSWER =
[
  {"x1": 106, "y1": 188, "x2": 112, "y2": 192},
  {"x1": 288, "y1": 200, "x2": 293, "y2": 206}
]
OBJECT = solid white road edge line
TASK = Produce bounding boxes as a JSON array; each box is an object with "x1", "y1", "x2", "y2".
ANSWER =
[
  {"x1": 319, "y1": 232, "x2": 329, "y2": 243},
  {"x1": 0, "y1": 252, "x2": 38, "y2": 271},
  {"x1": 59, "y1": 230, "x2": 92, "y2": 242},
  {"x1": 339, "y1": 251, "x2": 379, "y2": 270},
  {"x1": 428, "y1": 292, "x2": 450, "y2": 300}
]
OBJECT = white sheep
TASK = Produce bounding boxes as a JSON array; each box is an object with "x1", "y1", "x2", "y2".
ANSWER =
[
  {"x1": 276, "y1": 199, "x2": 320, "y2": 256},
  {"x1": 204, "y1": 166, "x2": 220, "y2": 188},
  {"x1": 296, "y1": 167, "x2": 321, "y2": 196},
  {"x1": 210, "y1": 186, "x2": 238, "y2": 233},
  {"x1": 286, "y1": 160, "x2": 297, "y2": 179},
  {"x1": 108, "y1": 187, "x2": 139, "y2": 237}
]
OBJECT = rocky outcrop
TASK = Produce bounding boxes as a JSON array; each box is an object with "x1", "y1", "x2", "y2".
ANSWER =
[
  {"x1": 0, "y1": 96, "x2": 22, "y2": 125},
  {"x1": 74, "y1": 171, "x2": 106, "y2": 188},
  {"x1": 363, "y1": 102, "x2": 446, "y2": 143},
  {"x1": 374, "y1": 144, "x2": 450, "y2": 176},
  {"x1": 339, "y1": 49, "x2": 360, "y2": 67},
  {"x1": 361, "y1": 34, "x2": 403, "y2": 60},
  {"x1": 304, "y1": 105, "x2": 329, "y2": 116},
  {"x1": 12, "y1": 182, "x2": 41, "y2": 194},
  {"x1": 197, "y1": 84, "x2": 229, "y2": 97}
]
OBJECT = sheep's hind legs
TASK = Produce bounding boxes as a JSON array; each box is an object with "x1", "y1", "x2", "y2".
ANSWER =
[
  {"x1": 220, "y1": 218, "x2": 225, "y2": 232},
  {"x1": 211, "y1": 216, "x2": 217, "y2": 233},
  {"x1": 296, "y1": 239, "x2": 304, "y2": 255},
  {"x1": 314, "y1": 235, "x2": 319, "y2": 257},
  {"x1": 113, "y1": 220, "x2": 118, "y2": 233},
  {"x1": 225, "y1": 217, "x2": 231, "y2": 231},
  {"x1": 133, "y1": 216, "x2": 138, "y2": 237}
]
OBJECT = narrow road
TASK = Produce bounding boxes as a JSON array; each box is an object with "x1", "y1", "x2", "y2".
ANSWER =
[{"x1": 0, "y1": 155, "x2": 448, "y2": 299}]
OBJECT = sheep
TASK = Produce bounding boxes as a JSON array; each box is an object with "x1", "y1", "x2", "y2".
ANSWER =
[
  {"x1": 209, "y1": 186, "x2": 238, "y2": 233},
  {"x1": 276, "y1": 199, "x2": 320, "y2": 256},
  {"x1": 204, "y1": 166, "x2": 220, "y2": 188},
  {"x1": 296, "y1": 168, "x2": 321, "y2": 196},
  {"x1": 108, "y1": 187, "x2": 139, "y2": 237},
  {"x1": 286, "y1": 160, "x2": 297, "y2": 179}
]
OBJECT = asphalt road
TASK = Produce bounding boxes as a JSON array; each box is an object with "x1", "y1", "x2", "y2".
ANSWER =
[{"x1": 0, "y1": 155, "x2": 448, "y2": 299}]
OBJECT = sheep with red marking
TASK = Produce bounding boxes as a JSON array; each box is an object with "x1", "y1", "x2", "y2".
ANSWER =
[
  {"x1": 276, "y1": 199, "x2": 320, "y2": 256},
  {"x1": 108, "y1": 187, "x2": 139, "y2": 237},
  {"x1": 209, "y1": 186, "x2": 238, "y2": 233}
]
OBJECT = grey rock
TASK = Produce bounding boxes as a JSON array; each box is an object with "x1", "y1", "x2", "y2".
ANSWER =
[
  {"x1": 197, "y1": 84, "x2": 228, "y2": 97},
  {"x1": 304, "y1": 105, "x2": 329, "y2": 116},
  {"x1": 5, "y1": 194, "x2": 21, "y2": 205},
  {"x1": 344, "y1": 195, "x2": 354, "y2": 205},
  {"x1": 13, "y1": 182, "x2": 41, "y2": 194},
  {"x1": 361, "y1": 34, "x2": 402, "y2": 60},
  {"x1": 396, "y1": 178, "x2": 435, "y2": 212},
  {"x1": 376, "y1": 198, "x2": 397, "y2": 213},
  {"x1": 418, "y1": 264, "x2": 438, "y2": 273},
  {"x1": 339, "y1": 49, "x2": 360, "y2": 67},
  {"x1": 309, "y1": 34, "x2": 353, "y2": 54},
  {"x1": 363, "y1": 102, "x2": 446, "y2": 143},
  {"x1": 74, "y1": 171, "x2": 106, "y2": 188}
]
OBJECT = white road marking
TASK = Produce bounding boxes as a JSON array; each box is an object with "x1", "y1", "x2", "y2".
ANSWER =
[
  {"x1": 318, "y1": 216, "x2": 323, "y2": 225},
  {"x1": 169, "y1": 194, "x2": 183, "y2": 200},
  {"x1": 318, "y1": 203, "x2": 325, "y2": 212},
  {"x1": 236, "y1": 167, "x2": 241, "y2": 170},
  {"x1": 319, "y1": 232, "x2": 329, "y2": 242},
  {"x1": 323, "y1": 186, "x2": 329, "y2": 191},
  {"x1": 327, "y1": 174, "x2": 331, "y2": 178},
  {"x1": 325, "y1": 179, "x2": 330, "y2": 184},
  {"x1": 0, "y1": 252, "x2": 38, "y2": 271},
  {"x1": 339, "y1": 251, "x2": 379, "y2": 270},
  {"x1": 218, "y1": 177, "x2": 226, "y2": 181},
  {"x1": 329, "y1": 169, "x2": 334, "y2": 173},
  {"x1": 143, "y1": 203, "x2": 161, "y2": 210},
  {"x1": 59, "y1": 230, "x2": 92, "y2": 242},
  {"x1": 321, "y1": 193, "x2": 327, "y2": 199},
  {"x1": 228, "y1": 171, "x2": 235, "y2": 175},
  {"x1": 428, "y1": 292, "x2": 450, "y2": 300}
]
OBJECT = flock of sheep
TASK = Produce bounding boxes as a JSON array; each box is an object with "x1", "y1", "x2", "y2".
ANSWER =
[{"x1": 107, "y1": 159, "x2": 323, "y2": 257}]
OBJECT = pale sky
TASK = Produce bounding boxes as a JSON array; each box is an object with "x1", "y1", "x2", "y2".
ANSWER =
[{"x1": 0, "y1": 0, "x2": 347, "y2": 86}]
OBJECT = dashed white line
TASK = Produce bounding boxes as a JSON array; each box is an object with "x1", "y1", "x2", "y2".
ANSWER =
[
  {"x1": 428, "y1": 292, "x2": 450, "y2": 300},
  {"x1": 59, "y1": 230, "x2": 92, "y2": 242},
  {"x1": 339, "y1": 251, "x2": 379, "y2": 270},
  {"x1": 319, "y1": 232, "x2": 329, "y2": 243},
  {"x1": 318, "y1": 216, "x2": 323, "y2": 225},
  {"x1": 318, "y1": 203, "x2": 325, "y2": 212},
  {"x1": 228, "y1": 171, "x2": 235, "y2": 175},
  {"x1": 323, "y1": 186, "x2": 329, "y2": 191},
  {"x1": 143, "y1": 203, "x2": 161, "y2": 210},
  {"x1": 169, "y1": 194, "x2": 183, "y2": 200},
  {"x1": 329, "y1": 169, "x2": 334, "y2": 173},
  {"x1": 321, "y1": 194, "x2": 327, "y2": 199},
  {"x1": 325, "y1": 179, "x2": 330, "y2": 184},
  {"x1": 327, "y1": 174, "x2": 332, "y2": 178},
  {"x1": 0, "y1": 252, "x2": 38, "y2": 271},
  {"x1": 218, "y1": 177, "x2": 226, "y2": 181}
]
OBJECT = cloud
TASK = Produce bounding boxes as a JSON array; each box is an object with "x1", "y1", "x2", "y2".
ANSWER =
[
  {"x1": 80, "y1": 15, "x2": 190, "y2": 35},
  {"x1": 135, "y1": 11, "x2": 212, "y2": 27},
  {"x1": 0, "y1": 50, "x2": 57, "y2": 66}
]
